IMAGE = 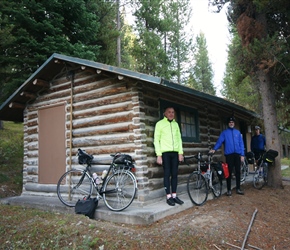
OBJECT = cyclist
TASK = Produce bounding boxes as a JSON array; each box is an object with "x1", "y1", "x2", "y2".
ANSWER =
[
  {"x1": 251, "y1": 125, "x2": 266, "y2": 165},
  {"x1": 209, "y1": 117, "x2": 245, "y2": 196},
  {"x1": 154, "y1": 107, "x2": 184, "y2": 206}
]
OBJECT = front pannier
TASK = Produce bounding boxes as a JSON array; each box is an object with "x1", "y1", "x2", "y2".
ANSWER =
[
  {"x1": 200, "y1": 163, "x2": 208, "y2": 172},
  {"x1": 246, "y1": 152, "x2": 255, "y2": 164},
  {"x1": 212, "y1": 162, "x2": 223, "y2": 179},
  {"x1": 214, "y1": 162, "x2": 229, "y2": 179}
]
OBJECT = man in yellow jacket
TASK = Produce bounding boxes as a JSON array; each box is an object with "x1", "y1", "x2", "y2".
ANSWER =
[{"x1": 154, "y1": 107, "x2": 184, "y2": 206}]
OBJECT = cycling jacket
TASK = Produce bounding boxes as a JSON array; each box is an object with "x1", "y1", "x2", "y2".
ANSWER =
[
  {"x1": 154, "y1": 117, "x2": 183, "y2": 156},
  {"x1": 251, "y1": 134, "x2": 266, "y2": 152},
  {"x1": 213, "y1": 127, "x2": 244, "y2": 156}
]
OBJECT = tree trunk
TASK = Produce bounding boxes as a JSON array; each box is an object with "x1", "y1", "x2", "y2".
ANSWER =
[
  {"x1": 116, "y1": 0, "x2": 121, "y2": 67},
  {"x1": 257, "y1": 69, "x2": 282, "y2": 188}
]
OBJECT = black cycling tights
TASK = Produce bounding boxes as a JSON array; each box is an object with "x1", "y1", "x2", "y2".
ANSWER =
[
  {"x1": 226, "y1": 153, "x2": 241, "y2": 190},
  {"x1": 162, "y1": 152, "x2": 179, "y2": 195}
]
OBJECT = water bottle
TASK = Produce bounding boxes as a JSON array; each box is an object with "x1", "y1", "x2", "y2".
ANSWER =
[
  {"x1": 101, "y1": 170, "x2": 108, "y2": 180},
  {"x1": 93, "y1": 173, "x2": 100, "y2": 185},
  {"x1": 206, "y1": 168, "x2": 211, "y2": 179}
]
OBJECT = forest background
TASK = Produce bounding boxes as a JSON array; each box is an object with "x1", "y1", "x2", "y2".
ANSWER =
[{"x1": 0, "y1": 0, "x2": 290, "y2": 188}]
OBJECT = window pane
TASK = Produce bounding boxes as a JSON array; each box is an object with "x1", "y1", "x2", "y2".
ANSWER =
[{"x1": 181, "y1": 111, "x2": 185, "y2": 122}]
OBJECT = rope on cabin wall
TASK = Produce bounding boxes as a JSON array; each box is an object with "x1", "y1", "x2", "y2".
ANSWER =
[
  {"x1": 206, "y1": 105, "x2": 211, "y2": 150},
  {"x1": 67, "y1": 71, "x2": 75, "y2": 171}
]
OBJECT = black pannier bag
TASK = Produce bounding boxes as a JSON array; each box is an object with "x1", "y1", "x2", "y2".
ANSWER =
[
  {"x1": 75, "y1": 196, "x2": 98, "y2": 219},
  {"x1": 213, "y1": 162, "x2": 229, "y2": 179},
  {"x1": 200, "y1": 162, "x2": 208, "y2": 172},
  {"x1": 114, "y1": 154, "x2": 133, "y2": 166},
  {"x1": 211, "y1": 162, "x2": 223, "y2": 178},
  {"x1": 246, "y1": 152, "x2": 255, "y2": 164},
  {"x1": 263, "y1": 149, "x2": 278, "y2": 163}
]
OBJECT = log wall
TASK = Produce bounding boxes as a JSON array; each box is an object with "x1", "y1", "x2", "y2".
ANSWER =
[{"x1": 22, "y1": 67, "x2": 251, "y2": 205}]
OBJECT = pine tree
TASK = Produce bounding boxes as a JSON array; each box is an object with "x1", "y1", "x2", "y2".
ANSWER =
[
  {"x1": 188, "y1": 32, "x2": 215, "y2": 95},
  {"x1": 0, "y1": 0, "x2": 117, "y2": 103},
  {"x1": 227, "y1": 0, "x2": 290, "y2": 188},
  {"x1": 162, "y1": 0, "x2": 193, "y2": 84},
  {"x1": 222, "y1": 29, "x2": 259, "y2": 111},
  {"x1": 130, "y1": 0, "x2": 193, "y2": 82}
]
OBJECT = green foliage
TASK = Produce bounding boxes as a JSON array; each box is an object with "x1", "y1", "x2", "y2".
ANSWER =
[
  {"x1": 0, "y1": 0, "x2": 118, "y2": 104},
  {"x1": 0, "y1": 122, "x2": 23, "y2": 167},
  {"x1": 0, "y1": 121, "x2": 23, "y2": 197},
  {"x1": 187, "y1": 32, "x2": 215, "y2": 95},
  {"x1": 222, "y1": 30, "x2": 260, "y2": 111},
  {"x1": 281, "y1": 157, "x2": 290, "y2": 177},
  {"x1": 227, "y1": 0, "x2": 290, "y2": 128},
  {"x1": 131, "y1": 0, "x2": 193, "y2": 82},
  {"x1": 282, "y1": 167, "x2": 290, "y2": 178},
  {"x1": 281, "y1": 158, "x2": 290, "y2": 166}
]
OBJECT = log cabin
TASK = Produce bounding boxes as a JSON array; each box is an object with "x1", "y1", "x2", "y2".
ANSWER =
[{"x1": 0, "y1": 53, "x2": 259, "y2": 205}]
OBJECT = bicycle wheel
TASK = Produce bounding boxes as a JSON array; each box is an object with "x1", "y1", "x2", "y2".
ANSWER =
[
  {"x1": 253, "y1": 167, "x2": 266, "y2": 189},
  {"x1": 211, "y1": 168, "x2": 222, "y2": 197},
  {"x1": 240, "y1": 161, "x2": 247, "y2": 183},
  {"x1": 103, "y1": 170, "x2": 137, "y2": 211},
  {"x1": 187, "y1": 172, "x2": 208, "y2": 206},
  {"x1": 57, "y1": 169, "x2": 93, "y2": 207}
]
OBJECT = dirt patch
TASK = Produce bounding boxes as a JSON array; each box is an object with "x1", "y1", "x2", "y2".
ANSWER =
[
  {"x1": 130, "y1": 180, "x2": 290, "y2": 249},
  {"x1": 1, "y1": 181, "x2": 290, "y2": 249}
]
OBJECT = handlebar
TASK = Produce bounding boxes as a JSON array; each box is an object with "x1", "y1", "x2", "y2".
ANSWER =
[
  {"x1": 184, "y1": 155, "x2": 199, "y2": 161},
  {"x1": 184, "y1": 151, "x2": 214, "y2": 162}
]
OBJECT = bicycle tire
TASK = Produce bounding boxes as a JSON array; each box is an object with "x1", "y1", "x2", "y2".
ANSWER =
[
  {"x1": 211, "y1": 168, "x2": 222, "y2": 197},
  {"x1": 187, "y1": 172, "x2": 208, "y2": 206},
  {"x1": 253, "y1": 167, "x2": 266, "y2": 189},
  {"x1": 240, "y1": 161, "x2": 247, "y2": 183},
  {"x1": 102, "y1": 170, "x2": 137, "y2": 211},
  {"x1": 57, "y1": 169, "x2": 93, "y2": 207}
]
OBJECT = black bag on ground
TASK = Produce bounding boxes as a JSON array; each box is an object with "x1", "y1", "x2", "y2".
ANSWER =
[{"x1": 75, "y1": 197, "x2": 98, "y2": 219}]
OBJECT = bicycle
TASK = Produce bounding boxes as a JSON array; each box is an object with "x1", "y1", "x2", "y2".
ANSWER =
[
  {"x1": 240, "y1": 157, "x2": 249, "y2": 183},
  {"x1": 57, "y1": 148, "x2": 138, "y2": 211},
  {"x1": 253, "y1": 149, "x2": 278, "y2": 189},
  {"x1": 185, "y1": 152, "x2": 223, "y2": 206}
]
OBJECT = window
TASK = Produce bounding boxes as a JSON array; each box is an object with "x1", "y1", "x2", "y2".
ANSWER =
[{"x1": 160, "y1": 100, "x2": 199, "y2": 142}]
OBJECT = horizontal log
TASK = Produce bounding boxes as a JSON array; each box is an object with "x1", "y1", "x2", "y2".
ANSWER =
[
  {"x1": 20, "y1": 91, "x2": 36, "y2": 99},
  {"x1": 9, "y1": 102, "x2": 25, "y2": 109},
  {"x1": 33, "y1": 79, "x2": 49, "y2": 87}
]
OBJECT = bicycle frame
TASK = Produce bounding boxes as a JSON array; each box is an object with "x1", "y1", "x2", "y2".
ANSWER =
[
  {"x1": 253, "y1": 149, "x2": 278, "y2": 189},
  {"x1": 79, "y1": 158, "x2": 136, "y2": 200},
  {"x1": 204, "y1": 154, "x2": 213, "y2": 187}
]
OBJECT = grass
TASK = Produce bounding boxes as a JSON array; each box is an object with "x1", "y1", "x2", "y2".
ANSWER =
[
  {"x1": 281, "y1": 157, "x2": 290, "y2": 177},
  {"x1": 0, "y1": 121, "x2": 23, "y2": 197}
]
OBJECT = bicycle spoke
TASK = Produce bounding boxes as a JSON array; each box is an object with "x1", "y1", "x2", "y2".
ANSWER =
[
  {"x1": 211, "y1": 169, "x2": 222, "y2": 197},
  {"x1": 103, "y1": 171, "x2": 137, "y2": 211},
  {"x1": 57, "y1": 169, "x2": 93, "y2": 207},
  {"x1": 253, "y1": 167, "x2": 266, "y2": 189},
  {"x1": 240, "y1": 161, "x2": 247, "y2": 183},
  {"x1": 187, "y1": 172, "x2": 208, "y2": 206}
]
